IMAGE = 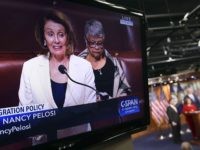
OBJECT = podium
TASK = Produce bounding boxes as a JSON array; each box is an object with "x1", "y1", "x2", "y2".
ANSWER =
[{"x1": 190, "y1": 111, "x2": 200, "y2": 138}]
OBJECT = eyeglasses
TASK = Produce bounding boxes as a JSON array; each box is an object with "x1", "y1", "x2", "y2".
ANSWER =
[{"x1": 86, "y1": 39, "x2": 104, "y2": 48}]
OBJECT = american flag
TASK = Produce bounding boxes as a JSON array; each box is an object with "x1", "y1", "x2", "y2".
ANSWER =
[{"x1": 149, "y1": 86, "x2": 169, "y2": 125}]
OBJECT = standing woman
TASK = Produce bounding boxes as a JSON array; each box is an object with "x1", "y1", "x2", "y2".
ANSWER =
[
  {"x1": 182, "y1": 96, "x2": 198, "y2": 140},
  {"x1": 18, "y1": 9, "x2": 96, "y2": 143}
]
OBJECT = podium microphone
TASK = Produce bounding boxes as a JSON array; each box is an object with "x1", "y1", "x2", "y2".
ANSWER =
[{"x1": 58, "y1": 65, "x2": 102, "y2": 100}]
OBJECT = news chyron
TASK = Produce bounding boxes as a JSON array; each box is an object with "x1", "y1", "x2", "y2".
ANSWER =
[{"x1": 0, "y1": 105, "x2": 56, "y2": 136}]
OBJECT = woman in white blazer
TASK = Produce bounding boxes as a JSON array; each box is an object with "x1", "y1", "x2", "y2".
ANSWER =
[
  {"x1": 19, "y1": 54, "x2": 96, "y2": 108},
  {"x1": 18, "y1": 9, "x2": 96, "y2": 145}
]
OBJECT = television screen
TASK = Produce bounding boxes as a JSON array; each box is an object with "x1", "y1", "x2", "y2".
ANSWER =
[{"x1": 0, "y1": 0, "x2": 149, "y2": 149}]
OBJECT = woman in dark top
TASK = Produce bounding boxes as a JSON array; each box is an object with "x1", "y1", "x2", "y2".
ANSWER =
[{"x1": 79, "y1": 19, "x2": 132, "y2": 100}]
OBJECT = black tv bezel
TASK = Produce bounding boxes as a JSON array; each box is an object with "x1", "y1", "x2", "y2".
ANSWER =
[
  {"x1": 30, "y1": 0, "x2": 150, "y2": 149},
  {"x1": 0, "y1": 0, "x2": 149, "y2": 149}
]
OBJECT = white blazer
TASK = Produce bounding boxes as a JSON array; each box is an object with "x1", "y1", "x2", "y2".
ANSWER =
[{"x1": 18, "y1": 54, "x2": 97, "y2": 109}]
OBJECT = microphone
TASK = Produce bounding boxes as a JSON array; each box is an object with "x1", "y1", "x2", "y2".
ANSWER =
[
  {"x1": 58, "y1": 65, "x2": 103, "y2": 100},
  {"x1": 58, "y1": 65, "x2": 67, "y2": 74}
]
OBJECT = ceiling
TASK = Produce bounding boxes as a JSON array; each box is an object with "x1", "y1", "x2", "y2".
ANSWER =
[{"x1": 106, "y1": 0, "x2": 200, "y2": 78}]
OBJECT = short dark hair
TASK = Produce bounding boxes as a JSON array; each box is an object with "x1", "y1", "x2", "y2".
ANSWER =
[
  {"x1": 35, "y1": 9, "x2": 76, "y2": 55},
  {"x1": 183, "y1": 95, "x2": 192, "y2": 104}
]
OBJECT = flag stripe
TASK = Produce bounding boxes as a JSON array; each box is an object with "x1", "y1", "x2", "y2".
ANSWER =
[{"x1": 149, "y1": 86, "x2": 169, "y2": 125}]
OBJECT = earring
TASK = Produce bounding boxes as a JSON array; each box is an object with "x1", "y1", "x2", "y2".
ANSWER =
[{"x1": 44, "y1": 40, "x2": 47, "y2": 47}]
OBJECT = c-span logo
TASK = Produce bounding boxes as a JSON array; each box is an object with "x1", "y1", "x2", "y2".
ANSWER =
[{"x1": 118, "y1": 97, "x2": 140, "y2": 117}]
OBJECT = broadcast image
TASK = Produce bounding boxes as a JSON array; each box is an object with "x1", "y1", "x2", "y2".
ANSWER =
[{"x1": 0, "y1": 0, "x2": 147, "y2": 149}]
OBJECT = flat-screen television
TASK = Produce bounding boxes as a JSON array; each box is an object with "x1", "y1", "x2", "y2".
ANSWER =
[{"x1": 0, "y1": 0, "x2": 149, "y2": 149}]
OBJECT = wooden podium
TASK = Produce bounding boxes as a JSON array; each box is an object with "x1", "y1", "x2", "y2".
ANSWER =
[{"x1": 190, "y1": 111, "x2": 200, "y2": 138}]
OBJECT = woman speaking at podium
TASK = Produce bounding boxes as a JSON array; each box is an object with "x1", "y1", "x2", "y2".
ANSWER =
[
  {"x1": 182, "y1": 96, "x2": 198, "y2": 140},
  {"x1": 18, "y1": 9, "x2": 96, "y2": 145}
]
